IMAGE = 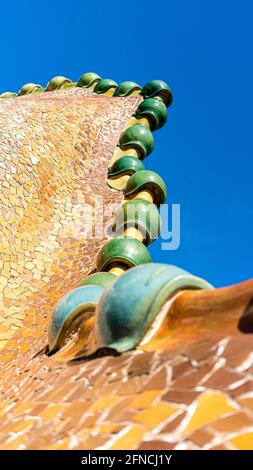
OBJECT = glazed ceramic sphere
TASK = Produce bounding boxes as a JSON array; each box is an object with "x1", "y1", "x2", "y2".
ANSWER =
[
  {"x1": 118, "y1": 124, "x2": 154, "y2": 160},
  {"x1": 135, "y1": 98, "x2": 167, "y2": 131},
  {"x1": 112, "y1": 199, "x2": 161, "y2": 245},
  {"x1": 113, "y1": 81, "x2": 142, "y2": 97},
  {"x1": 124, "y1": 170, "x2": 167, "y2": 206},
  {"x1": 95, "y1": 263, "x2": 213, "y2": 353},
  {"x1": 108, "y1": 156, "x2": 145, "y2": 178},
  {"x1": 96, "y1": 237, "x2": 152, "y2": 272},
  {"x1": 18, "y1": 83, "x2": 43, "y2": 96},
  {"x1": 94, "y1": 79, "x2": 118, "y2": 94},
  {"x1": 1, "y1": 92, "x2": 17, "y2": 98},
  {"x1": 78, "y1": 272, "x2": 117, "y2": 288},
  {"x1": 141, "y1": 80, "x2": 173, "y2": 107},
  {"x1": 45, "y1": 76, "x2": 72, "y2": 92},
  {"x1": 77, "y1": 72, "x2": 101, "y2": 88},
  {"x1": 48, "y1": 285, "x2": 105, "y2": 353}
]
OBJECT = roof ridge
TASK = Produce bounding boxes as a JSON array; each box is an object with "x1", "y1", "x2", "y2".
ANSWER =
[
  {"x1": 0, "y1": 72, "x2": 173, "y2": 103},
  {"x1": 43, "y1": 72, "x2": 174, "y2": 359}
]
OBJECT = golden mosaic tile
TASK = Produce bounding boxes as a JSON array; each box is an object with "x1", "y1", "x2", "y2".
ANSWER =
[
  {"x1": 184, "y1": 392, "x2": 236, "y2": 435},
  {"x1": 229, "y1": 431, "x2": 253, "y2": 450}
]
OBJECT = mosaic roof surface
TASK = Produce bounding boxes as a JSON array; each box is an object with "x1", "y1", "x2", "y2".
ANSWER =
[{"x1": 0, "y1": 83, "x2": 252, "y2": 450}]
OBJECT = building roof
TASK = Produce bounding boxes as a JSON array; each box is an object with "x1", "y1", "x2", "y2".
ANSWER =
[{"x1": 0, "y1": 73, "x2": 252, "y2": 450}]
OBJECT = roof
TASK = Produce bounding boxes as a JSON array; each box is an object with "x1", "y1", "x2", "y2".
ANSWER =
[{"x1": 0, "y1": 72, "x2": 252, "y2": 450}]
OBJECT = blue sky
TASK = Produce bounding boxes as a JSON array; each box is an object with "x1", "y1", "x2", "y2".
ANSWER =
[{"x1": 1, "y1": 0, "x2": 252, "y2": 287}]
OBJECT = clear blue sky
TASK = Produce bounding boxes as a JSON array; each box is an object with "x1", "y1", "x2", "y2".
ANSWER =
[{"x1": 1, "y1": 0, "x2": 252, "y2": 287}]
